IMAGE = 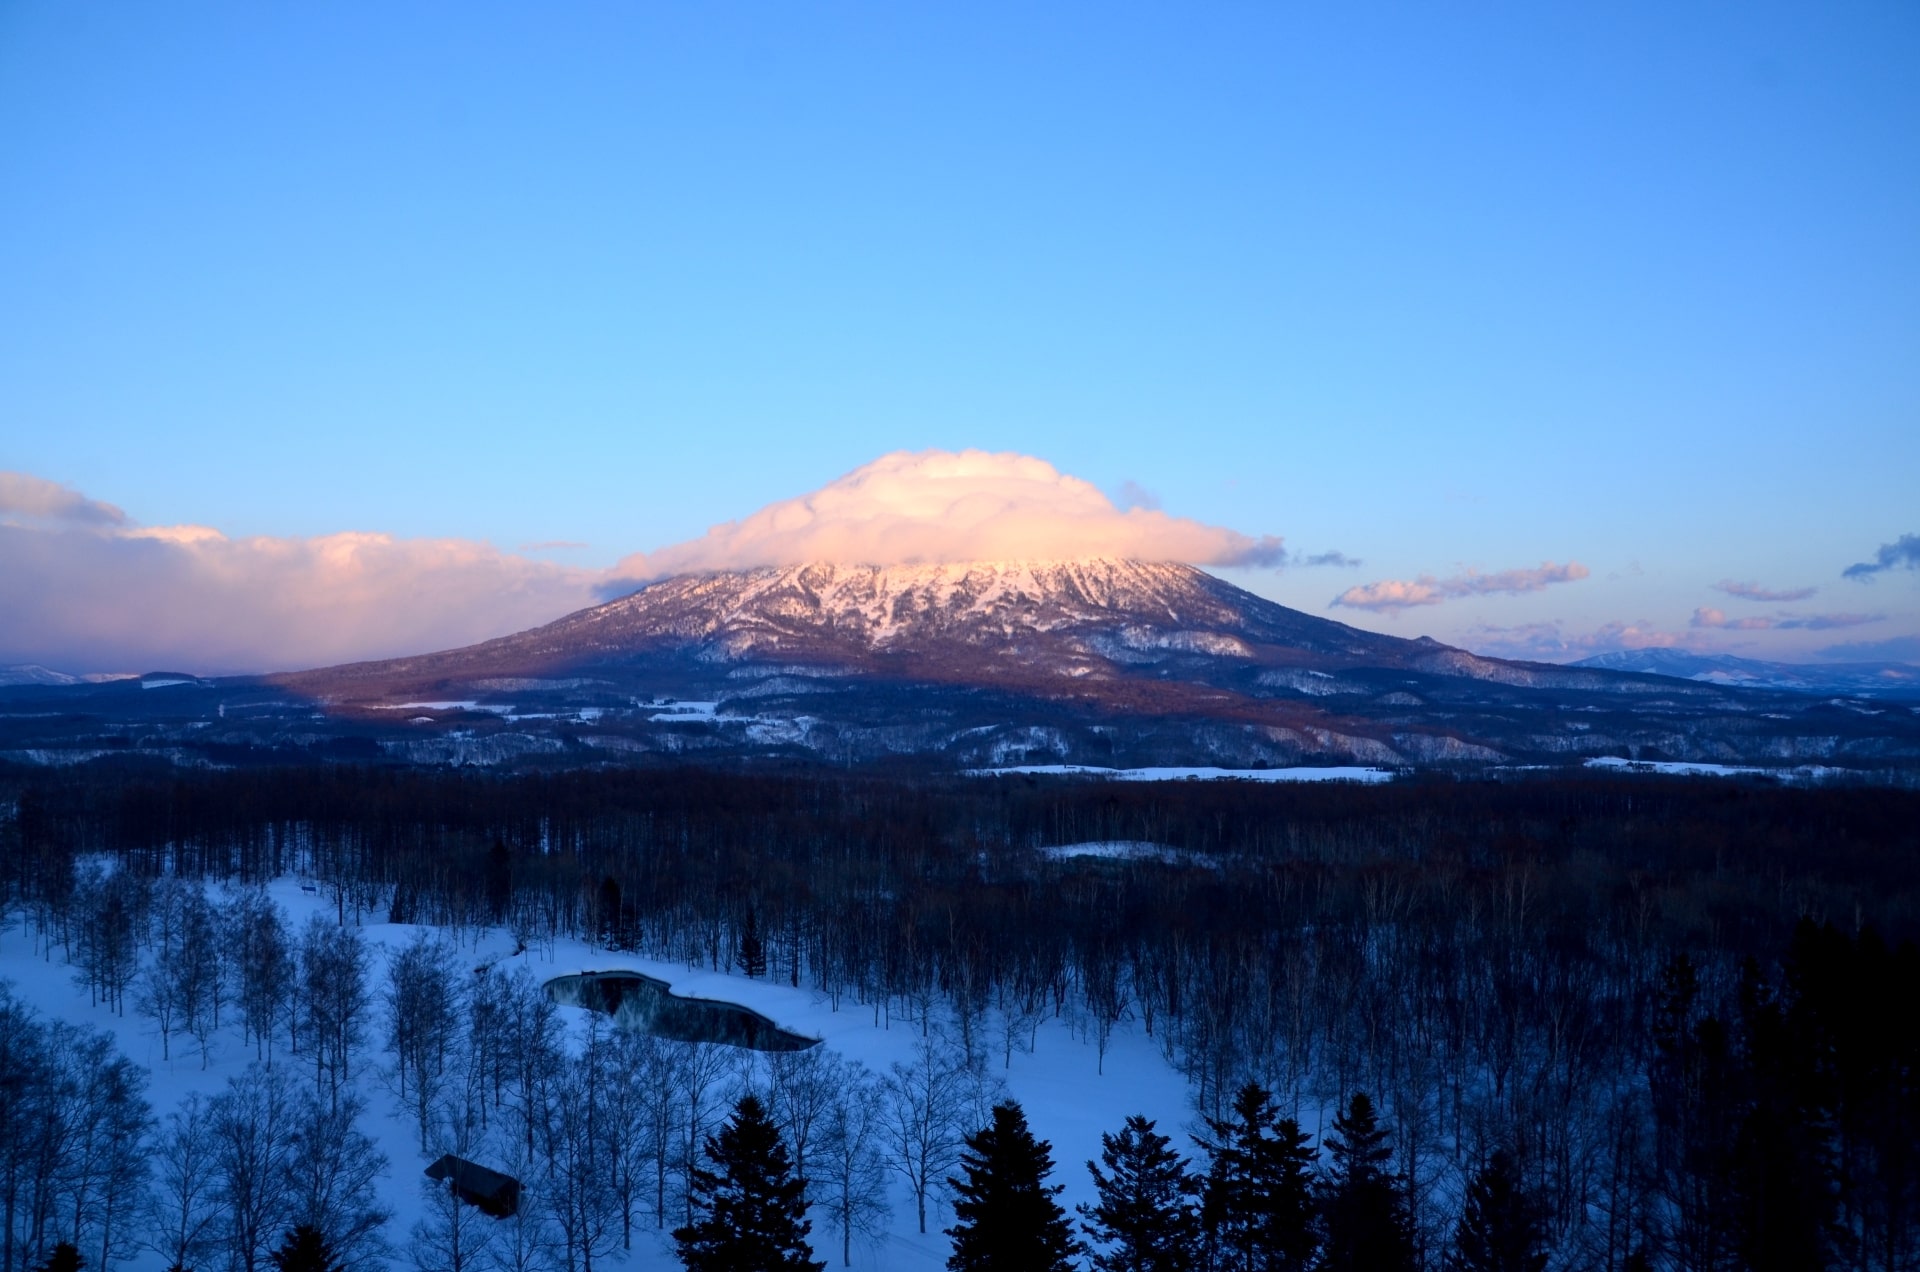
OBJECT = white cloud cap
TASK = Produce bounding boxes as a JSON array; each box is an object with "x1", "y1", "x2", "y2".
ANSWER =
[{"x1": 611, "y1": 449, "x2": 1285, "y2": 581}]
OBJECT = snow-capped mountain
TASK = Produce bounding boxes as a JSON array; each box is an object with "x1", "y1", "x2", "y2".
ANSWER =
[
  {"x1": 7, "y1": 560, "x2": 1919, "y2": 770},
  {"x1": 300, "y1": 559, "x2": 1416, "y2": 692}
]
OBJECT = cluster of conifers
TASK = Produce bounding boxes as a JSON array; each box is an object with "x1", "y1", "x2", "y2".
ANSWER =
[{"x1": 671, "y1": 1082, "x2": 1545, "y2": 1272}]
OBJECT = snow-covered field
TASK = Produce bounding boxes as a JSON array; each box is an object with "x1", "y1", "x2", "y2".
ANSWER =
[
  {"x1": 1581, "y1": 756, "x2": 1847, "y2": 780},
  {"x1": 0, "y1": 877, "x2": 1196, "y2": 1270},
  {"x1": 975, "y1": 764, "x2": 1397, "y2": 783}
]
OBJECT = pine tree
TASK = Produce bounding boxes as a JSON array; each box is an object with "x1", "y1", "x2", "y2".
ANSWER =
[
  {"x1": 1081, "y1": 1114, "x2": 1201, "y2": 1272},
  {"x1": 674, "y1": 1093, "x2": 825, "y2": 1272},
  {"x1": 268, "y1": 1227, "x2": 345, "y2": 1272},
  {"x1": 738, "y1": 906, "x2": 767, "y2": 980},
  {"x1": 33, "y1": 1244, "x2": 85, "y2": 1272},
  {"x1": 1195, "y1": 1083, "x2": 1318, "y2": 1272},
  {"x1": 1319, "y1": 1093, "x2": 1416, "y2": 1272},
  {"x1": 945, "y1": 1101, "x2": 1078, "y2": 1272},
  {"x1": 1450, "y1": 1151, "x2": 1548, "y2": 1272},
  {"x1": 596, "y1": 876, "x2": 623, "y2": 948}
]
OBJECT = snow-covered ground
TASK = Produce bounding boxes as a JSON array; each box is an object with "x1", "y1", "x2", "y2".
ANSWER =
[
  {"x1": 648, "y1": 702, "x2": 720, "y2": 722},
  {"x1": 1040, "y1": 841, "x2": 1199, "y2": 866},
  {"x1": 976, "y1": 763, "x2": 1397, "y2": 783},
  {"x1": 1581, "y1": 756, "x2": 1847, "y2": 780},
  {"x1": 0, "y1": 878, "x2": 1196, "y2": 1270}
]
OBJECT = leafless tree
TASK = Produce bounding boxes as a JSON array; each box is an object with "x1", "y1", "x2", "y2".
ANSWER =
[
  {"x1": 673, "y1": 1040, "x2": 737, "y2": 1229},
  {"x1": 385, "y1": 933, "x2": 465, "y2": 1152},
  {"x1": 145, "y1": 1092, "x2": 221, "y2": 1272},
  {"x1": 410, "y1": 1171, "x2": 496, "y2": 1272},
  {"x1": 815, "y1": 1064, "x2": 892, "y2": 1268},
  {"x1": 177, "y1": 888, "x2": 226, "y2": 1069},
  {"x1": 496, "y1": 968, "x2": 564, "y2": 1164},
  {"x1": 285, "y1": 1088, "x2": 391, "y2": 1270},
  {"x1": 541, "y1": 1028, "x2": 621, "y2": 1272},
  {"x1": 226, "y1": 888, "x2": 294, "y2": 1065},
  {"x1": 297, "y1": 916, "x2": 372, "y2": 1103},
  {"x1": 138, "y1": 879, "x2": 190, "y2": 1060},
  {"x1": 766, "y1": 1045, "x2": 841, "y2": 1185},
  {"x1": 486, "y1": 1154, "x2": 555, "y2": 1272},
  {"x1": 70, "y1": 862, "x2": 143, "y2": 1016},
  {"x1": 881, "y1": 1031, "x2": 968, "y2": 1234},
  {"x1": 208, "y1": 1065, "x2": 298, "y2": 1272},
  {"x1": 597, "y1": 1029, "x2": 664, "y2": 1251},
  {"x1": 62, "y1": 1034, "x2": 150, "y2": 1272}
]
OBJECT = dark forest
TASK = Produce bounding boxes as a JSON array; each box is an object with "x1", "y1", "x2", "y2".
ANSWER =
[{"x1": 3, "y1": 761, "x2": 1917, "y2": 1271}]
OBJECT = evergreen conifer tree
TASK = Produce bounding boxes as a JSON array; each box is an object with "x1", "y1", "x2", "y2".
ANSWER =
[
  {"x1": 674, "y1": 1093, "x2": 825, "y2": 1272},
  {"x1": 33, "y1": 1245, "x2": 85, "y2": 1272},
  {"x1": 1449, "y1": 1151, "x2": 1548, "y2": 1272},
  {"x1": 738, "y1": 906, "x2": 767, "y2": 980},
  {"x1": 269, "y1": 1227, "x2": 345, "y2": 1272},
  {"x1": 945, "y1": 1101, "x2": 1078, "y2": 1272},
  {"x1": 1081, "y1": 1114, "x2": 1200, "y2": 1272},
  {"x1": 1195, "y1": 1082, "x2": 1319, "y2": 1272},
  {"x1": 1319, "y1": 1093, "x2": 1417, "y2": 1272}
]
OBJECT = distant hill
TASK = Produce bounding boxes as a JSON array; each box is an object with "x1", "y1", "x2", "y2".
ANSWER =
[
  {"x1": 1571, "y1": 649, "x2": 1920, "y2": 700},
  {"x1": 0, "y1": 664, "x2": 80, "y2": 687}
]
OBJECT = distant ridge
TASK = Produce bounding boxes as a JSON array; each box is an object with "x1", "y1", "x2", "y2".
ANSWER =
[
  {"x1": 1572, "y1": 649, "x2": 1920, "y2": 699},
  {"x1": 0, "y1": 664, "x2": 80, "y2": 687},
  {"x1": 7, "y1": 561, "x2": 1917, "y2": 770}
]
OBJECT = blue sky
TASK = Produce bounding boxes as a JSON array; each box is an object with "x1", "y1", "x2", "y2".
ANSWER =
[{"x1": 2, "y1": 2, "x2": 1916, "y2": 671}]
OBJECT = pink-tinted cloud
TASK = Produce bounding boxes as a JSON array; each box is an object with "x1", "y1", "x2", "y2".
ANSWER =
[
  {"x1": 0, "y1": 492, "x2": 600, "y2": 675},
  {"x1": 1692, "y1": 607, "x2": 1881, "y2": 632},
  {"x1": 1715, "y1": 579, "x2": 1815, "y2": 603},
  {"x1": 0, "y1": 471, "x2": 128, "y2": 526},
  {"x1": 607, "y1": 450, "x2": 1287, "y2": 584},
  {"x1": 1331, "y1": 561, "x2": 1589, "y2": 615},
  {"x1": 1469, "y1": 619, "x2": 1685, "y2": 661},
  {"x1": 1690, "y1": 606, "x2": 1772, "y2": 631}
]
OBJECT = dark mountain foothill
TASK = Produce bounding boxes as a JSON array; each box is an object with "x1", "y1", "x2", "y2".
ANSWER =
[{"x1": 4, "y1": 559, "x2": 1918, "y2": 772}]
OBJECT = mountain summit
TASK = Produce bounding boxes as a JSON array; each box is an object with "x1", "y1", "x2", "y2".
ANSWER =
[{"x1": 252, "y1": 559, "x2": 1920, "y2": 769}]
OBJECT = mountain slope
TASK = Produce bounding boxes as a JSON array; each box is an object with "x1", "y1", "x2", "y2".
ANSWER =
[{"x1": 244, "y1": 560, "x2": 1920, "y2": 769}]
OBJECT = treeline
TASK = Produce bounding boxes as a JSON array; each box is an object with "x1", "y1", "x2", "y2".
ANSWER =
[{"x1": 2, "y1": 761, "x2": 1920, "y2": 1269}]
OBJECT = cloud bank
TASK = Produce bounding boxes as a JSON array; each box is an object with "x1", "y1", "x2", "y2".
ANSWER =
[
  {"x1": 1691, "y1": 607, "x2": 1879, "y2": 632},
  {"x1": 0, "y1": 472, "x2": 128, "y2": 527},
  {"x1": 1715, "y1": 579, "x2": 1815, "y2": 603},
  {"x1": 3, "y1": 451, "x2": 1292, "y2": 674},
  {"x1": 1331, "y1": 561, "x2": 1589, "y2": 615},
  {"x1": 1844, "y1": 533, "x2": 1920, "y2": 581},
  {"x1": 1469, "y1": 619, "x2": 1683, "y2": 661},
  {"x1": 1, "y1": 472, "x2": 601, "y2": 675},
  {"x1": 607, "y1": 450, "x2": 1288, "y2": 585}
]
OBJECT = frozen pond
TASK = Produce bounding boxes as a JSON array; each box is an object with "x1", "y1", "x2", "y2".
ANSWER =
[{"x1": 546, "y1": 970, "x2": 818, "y2": 1051}]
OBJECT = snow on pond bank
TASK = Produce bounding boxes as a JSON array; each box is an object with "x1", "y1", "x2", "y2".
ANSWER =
[
  {"x1": 975, "y1": 763, "x2": 1397, "y2": 783},
  {"x1": 0, "y1": 876, "x2": 1194, "y2": 1272}
]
